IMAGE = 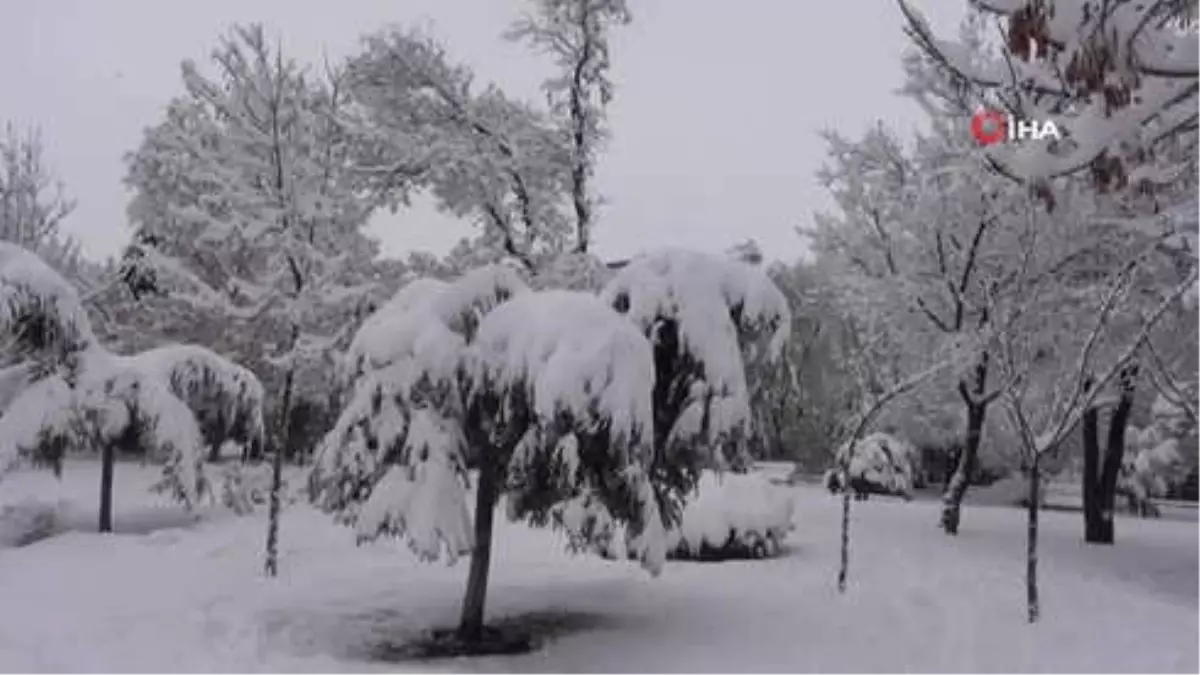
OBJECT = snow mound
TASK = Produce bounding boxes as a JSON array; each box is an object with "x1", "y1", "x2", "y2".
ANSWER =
[{"x1": 0, "y1": 498, "x2": 65, "y2": 548}]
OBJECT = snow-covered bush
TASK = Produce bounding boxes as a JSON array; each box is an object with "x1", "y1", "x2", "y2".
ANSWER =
[
  {"x1": 600, "y1": 249, "x2": 791, "y2": 524},
  {"x1": 829, "y1": 432, "x2": 917, "y2": 500},
  {"x1": 1119, "y1": 396, "x2": 1193, "y2": 516},
  {"x1": 590, "y1": 470, "x2": 794, "y2": 560}
]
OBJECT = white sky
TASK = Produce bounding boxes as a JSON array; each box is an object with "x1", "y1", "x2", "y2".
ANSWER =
[{"x1": 0, "y1": 0, "x2": 962, "y2": 264}]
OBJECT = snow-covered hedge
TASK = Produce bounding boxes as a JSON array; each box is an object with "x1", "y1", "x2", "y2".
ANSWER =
[{"x1": 588, "y1": 470, "x2": 795, "y2": 561}]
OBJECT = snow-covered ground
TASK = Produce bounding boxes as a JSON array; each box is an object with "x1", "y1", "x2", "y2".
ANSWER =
[{"x1": 0, "y1": 461, "x2": 1195, "y2": 672}]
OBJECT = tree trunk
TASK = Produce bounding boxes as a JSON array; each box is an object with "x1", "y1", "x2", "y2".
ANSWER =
[
  {"x1": 837, "y1": 481, "x2": 852, "y2": 593},
  {"x1": 941, "y1": 401, "x2": 986, "y2": 534},
  {"x1": 1095, "y1": 373, "x2": 1136, "y2": 543},
  {"x1": 1026, "y1": 458, "x2": 1041, "y2": 624},
  {"x1": 459, "y1": 454, "x2": 500, "y2": 642},
  {"x1": 1082, "y1": 403, "x2": 1105, "y2": 542},
  {"x1": 264, "y1": 364, "x2": 296, "y2": 578},
  {"x1": 99, "y1": 439, "x2": 116, "y2": 533},
  {"x1": 1084, "y1": 367, "x2": 1136, "y2": 545}
]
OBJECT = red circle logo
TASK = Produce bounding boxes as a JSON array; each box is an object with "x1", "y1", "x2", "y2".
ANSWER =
[{"x1": 970, "y1": 110, "x2": 1006, "y2": 145}]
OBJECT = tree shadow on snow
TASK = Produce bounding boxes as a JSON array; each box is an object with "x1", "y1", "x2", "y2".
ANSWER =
[{"x1": 300, "y1": 606, "x2": 612, "y2": 663}]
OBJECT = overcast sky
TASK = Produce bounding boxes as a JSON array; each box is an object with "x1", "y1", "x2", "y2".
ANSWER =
[{"x1": 0, "y1": 0, "x2": 962, "y2": 264}]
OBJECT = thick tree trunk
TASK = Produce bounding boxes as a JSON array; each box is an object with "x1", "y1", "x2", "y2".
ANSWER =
[
  {"x1": 99, "y1": 440, "x2": 116, "y2": 533},
  {"x1": 1026, "y1": 459, "x2": 1041, "y2": 624},
  {"x1": 1084, "y1": 367, "x2": 1136, "y2": 545},
  {"x1": 264, "y1": 364, "x2": 296, "y2": 578},
  {"x1": 459, "y1": 455, "x2": 500, "y2": 642},
  {"x1": 941, "y1": 401, "x2": 986, "y2": 535},
  {"x1": 1082, "y1": 403, "x2": 1105, "y2": 542},
  {"x1": 1095, "y1": 375, "x2": 1136, "y2": 543}
]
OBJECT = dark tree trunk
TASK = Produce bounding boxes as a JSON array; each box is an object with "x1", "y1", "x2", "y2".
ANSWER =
[
  {"x1": 1083, "y1": 366, "x2": 1136, "y2": 545},
  {"x1": 264, "y1": 363, "x2": 296, "y2": 578},
  {"x1": 941, "y1": 400, "x2": 986, "y2": 534},
  {"x1": 1082, "y1": 403, "x2": 1105, "y2": 542},
  {"x1": 459, "y1": 454, "x2": 500, "y2": 642},
  {"x1": 837, "y1": 483, "x2": 852, "y2": 593},
  {"x1": 99, "y1": 439, "x2": 116, "y2": 533},
  {"x1": 1026, "y1": 459, "x2": 1041, "y2": 624}
]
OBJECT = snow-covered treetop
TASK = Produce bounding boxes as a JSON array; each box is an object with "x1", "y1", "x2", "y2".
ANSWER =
[
  {"x1": 344, "y1": 263, "x2": 530, "y2": 381},
  {"x1": 602, "y1": 248, "x2": 792, "y2": 375},
  {"x1": 0, "y1": 241, "x2": 96, "y2": 362},
  {"x1": 124, "y1": 24, "x2": 385, "y2": 394},
  {"x1": 471, "y1": 289, "x2": 654, "y2": 449},
  {"x1": 346, "y1": 26, "x2": 573, "y2": 268}
]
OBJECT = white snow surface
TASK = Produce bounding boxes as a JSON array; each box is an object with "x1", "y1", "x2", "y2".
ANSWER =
[{"x1": 0, "y1": 461, "x2": 1194, "y2": 672}]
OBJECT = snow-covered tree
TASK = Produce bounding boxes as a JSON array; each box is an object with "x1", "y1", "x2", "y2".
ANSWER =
[
  {"x1": 506, "y1": 0, "x2": 632, "y2": 254},
  {"x1": 122, "y1": 25, "x2": 387, "y2": 575},
  {"x1": 598, "y1": 250, "x2": 791, "y2": 522},
  {"x1": 0, "y1": 348, "x2": 208, "y2": 532},
  {"x1": 806, "y1": 121, "x2": 1030, "y2": 534},
  {"x1": 0, "y1": 124, "x2": 90, "y2": 286},
  {"x1": 345, "y1": 27, "x2": 573, "y2": 271},
  {"x1": 1, "y1": 246, "x2": 261, "y2": 532},
  {"x1": 311, "y1": 265, "x2": 666, "y2": 648},
  {"x1": 983, "y1": 203, "x2": 1198, "y2": 621}
]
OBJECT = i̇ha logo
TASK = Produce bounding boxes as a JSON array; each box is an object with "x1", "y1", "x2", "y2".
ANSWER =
[{"x1": 970, "y1": 108, "x2": 1061, "y2": 145}]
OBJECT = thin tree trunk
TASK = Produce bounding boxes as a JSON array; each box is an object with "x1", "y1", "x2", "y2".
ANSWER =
[
  {"x1": 941, "y1": 401, "x2": 986, "y2": 534},
  {"x1": 99, "y1": 439, "x2": 115, "y2": 533},
  {"x1": 459, "y1": 454, "x2": 500, "y2": 642},
  {"x1": 1026, "y1": 458, "x2": 1041, "y2": 624},
  {"x1": 264, "y1": 363, "x2": 296, "y2": 578},
  {"x1": 837, "y1": 481, "x2": 852, "y2": 593}
]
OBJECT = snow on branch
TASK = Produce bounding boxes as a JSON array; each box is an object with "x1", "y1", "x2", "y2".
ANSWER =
[
  {"x1": 0, "y1": 242, "x2": 96, "y2": 362},
  {"x1": 898, "y1": 0, "x2": 1199, "y2": 190},
  {"x1": 128, "y1": 343, "x2": 266, "y2": 455}
]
